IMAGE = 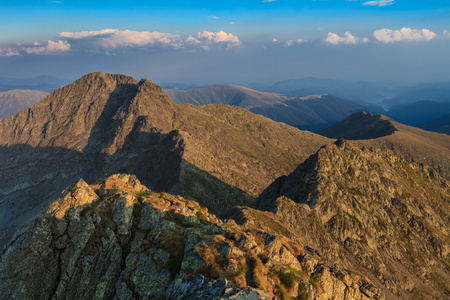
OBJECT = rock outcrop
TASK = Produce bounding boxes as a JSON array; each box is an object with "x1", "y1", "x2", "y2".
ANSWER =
[
  {"x1": 1, "y1": 174, "x2": 382, "y2": 300},
  {"x1": 253, "y1": 140, "x2": 450, "y2": 299}
]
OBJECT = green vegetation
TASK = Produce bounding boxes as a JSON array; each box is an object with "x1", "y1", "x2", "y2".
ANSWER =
[
  {"x1": 195, "y1": 211, "x2": 212, "y2": 225},
  {"x1": 164, "y1": 212, "x2": 202, "y2": 228},
  {"x1": 309, "y1": 275, "x2": 320, "y2": 291},
  {"x1": 296, "y1": 284, "x2": 308, "y2": 300},
  {"x1": 278, "y1": 271, "x2": 297, "y2": 288},
  {"x1": 257, "y1": 253, "x2": 269, "y2": 264}
]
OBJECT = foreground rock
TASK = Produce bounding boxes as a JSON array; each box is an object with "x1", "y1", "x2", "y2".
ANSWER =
[{"x1": 0, "y1": 174, "x2": 382, "y2": 300}]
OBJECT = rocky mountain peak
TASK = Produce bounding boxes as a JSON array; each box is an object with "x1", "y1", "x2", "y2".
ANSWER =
[{"x1": 255, "y1": 141, "x2": 450, "y2": 298}]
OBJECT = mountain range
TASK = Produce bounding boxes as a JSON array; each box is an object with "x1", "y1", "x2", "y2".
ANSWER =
[
  {"x1": 246, "y1": 77, "x2": 391, "y2": 104},
  {"x1": 0, "y1": 73, "x2": 449, "y2": 299},
  {"x1": 165, "y1": 84, "x2": 373, "y2": 131},
  {"x1": 0, "y1": 75, "x2": 70, "y2": 93}
]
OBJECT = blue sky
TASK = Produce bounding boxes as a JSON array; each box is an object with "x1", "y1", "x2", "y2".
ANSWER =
[{"x1": 1, "y1": 0, "x2": 449, "y2": 85}]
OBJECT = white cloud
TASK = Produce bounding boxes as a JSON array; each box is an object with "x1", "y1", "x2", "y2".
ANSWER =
[
  {"x1": 285, "y1": 39, "x2": 304, "y2": 46},
  {"x1": 229, "y1": 22, "x2": 235, "y2": 25},
  {"x1": 272, "y1": 38, "x2": 278, "y2": 42},
  {"x1": 186, "y1": 31, "x2": 241, "y2": 50},
  {"x1": 324, "y1": 32, "x2": 367, "y2": 45},
  {"x1": 363, "y1": 0, "x2": 394, "y2": 6},
  {"x1": 61, "y1": 29, "x2": 182, "y2": 49},
  {"x1": 443, "y1": 30, "x2": 450, "y2": 38},
  {"x1": 373, "y1": 27, "x2": 436, "y2": 43},
  {"x1": 24, "y1": 40, "x2": 71, "y2": 55},
  {"x1": 208, "y1": 16, "x2": 220, "y2": 19},
  {"x1": 0, "y1": 48, "x2": 21, "y2": 57},
  {"x1": 1, "y1": 29, "x2": 242, "y2": 56},
  {"x1": 60, "y1": 29, "x2": 118, "y2": 39}
]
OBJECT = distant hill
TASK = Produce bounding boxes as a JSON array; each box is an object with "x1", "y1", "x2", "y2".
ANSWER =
[
  {"x1": 0, "y1": 75, "x2": 71, "y2": 93},
  {"x1": 165, "y1": 84, "x2": 374, "y2": 131},
  {"x1": 381, "y1": 81, "x2": 450, "y2": 107},
  {"x1": 317, "y1": 112, "x2": 450, "y2": 179},
  {"x1": 385, "y1": 101, "x2": 450, "y2": 135},
  {"x1": 0, "y1": 89, "x2": 48, "y2": 119},
  {"x1": 422, "y1": 112, "x2": 450, "y2": 134},
  {"x1": 165, "y1": 84, "x2": 290, "y2": 109},
  {"x1": 387, "y1": 101, "x2": 450, "y2": 127},
  {"x1": 249, "y1": 94, "x2": 371, "y2": 131},
  {"x1": 248, "y1": 77, "x2": 391, "y2": 104}
]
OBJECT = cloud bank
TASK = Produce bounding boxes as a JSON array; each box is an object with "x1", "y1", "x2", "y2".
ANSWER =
[
  {"x1": 373, "y1": 27, "x2": 436, "y2": 43},
  {"x1": 0, "y1": 29, "x2": 241, "y2": 56},
  {"x1": 324, "y1": 32, "x2": 368, "y2": 45}
]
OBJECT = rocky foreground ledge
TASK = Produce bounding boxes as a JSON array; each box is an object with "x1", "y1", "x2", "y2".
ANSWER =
[{"x1": 0, "y1": 174, "x2": 382, "y2": 300}]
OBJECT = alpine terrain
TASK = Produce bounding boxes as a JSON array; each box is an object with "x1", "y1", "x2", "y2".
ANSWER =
[{"x1": 0, "y1": 73, "x2": 448, "y2": 300}]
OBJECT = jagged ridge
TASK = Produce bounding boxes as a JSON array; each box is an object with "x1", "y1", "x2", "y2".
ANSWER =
[
  {"x1": 1, "y1": 174, "x2": 383, "y2": 300},
  {"x1": 253, "y1": 140, "x2": 450, "y2": 299}
]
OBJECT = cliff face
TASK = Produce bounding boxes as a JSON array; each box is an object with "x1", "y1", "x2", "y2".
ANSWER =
[
  {"x1": 1, "y1": 174, "x2": 383, "y2": 300},
  {"x1": 254, "y1": 140, "x2": 450, "y2": 299}
]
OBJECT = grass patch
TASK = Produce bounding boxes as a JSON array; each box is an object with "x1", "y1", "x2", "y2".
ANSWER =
[
  {"x1": 195, "y1": 211, "x2": 212, "y2": 225},
  {"x1": 278, "y1": 271, "x2": 297, "y2": 289},
  {"x1": 309, "y1": 275, "x2": 321, "y2": 292},
  {"x1": 164, "y1": 212, "x2": 202, "y2": 228},
  {"x1": 274, "y1": 284, "x2": 288, "y2": 300},
  {"x1": 257, "y1": 253, "x2": 269, "y2": 264},
  {"x1": 296, "y1": 284, "x2": 308, "y2": 300}
]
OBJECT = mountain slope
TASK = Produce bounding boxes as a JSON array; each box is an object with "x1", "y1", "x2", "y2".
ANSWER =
[
  {"x1": 317, "y1": 112, "x2": 450, "y2": 180},
  {"x1": 252, "y1": 140, "x2": 450, "y2": 299},
  {"x1": 0, "y1": 89, "x2": 48, "y2": 119},
  {"x1": 0, "y1": 72, "x2": 330, "y2": 247}
]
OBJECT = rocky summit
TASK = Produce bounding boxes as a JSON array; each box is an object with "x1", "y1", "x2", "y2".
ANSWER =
[
  {"x1": 253, "y1": 140, "x2": 450, "y2": 299},
  {"x1": 1, "y1": 174, "x2": 383, "y2": 300}
]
